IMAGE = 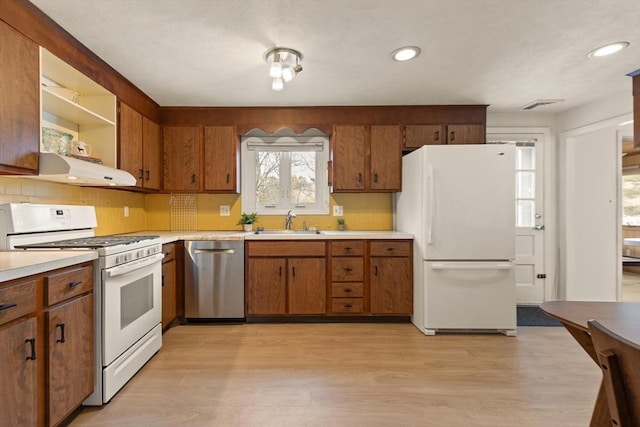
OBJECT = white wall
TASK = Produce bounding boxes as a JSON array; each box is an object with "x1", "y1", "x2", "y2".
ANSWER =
[{"x1": 556, "y1": 90, "x2": 633, "y2": 301}]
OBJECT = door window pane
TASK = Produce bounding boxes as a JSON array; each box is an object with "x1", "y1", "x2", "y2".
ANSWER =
[
  {"x1": 121, "y1": 276, "x2": 153, "y2": 329},
  {"x1": 517, "y1": 200, "x2": 535, "y2": 228},
  {"x1": 515, "y1": 144, "x2": 536, "y2": 227},
  {"x1": 516, "y1": 146, "x2": 535, "y2": 170},
  {"x1": 516, "y1": 171, "x2": 535, "y2": 198}
]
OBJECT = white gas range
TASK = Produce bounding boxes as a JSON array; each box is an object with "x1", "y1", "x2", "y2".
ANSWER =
[{"x1": 0, "y1": 203, "x2": 164, "y2": 405}]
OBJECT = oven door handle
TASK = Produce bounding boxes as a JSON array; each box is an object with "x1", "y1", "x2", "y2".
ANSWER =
[{"x1": 102, "y1": 253, "x2": 164, "y2": 278}]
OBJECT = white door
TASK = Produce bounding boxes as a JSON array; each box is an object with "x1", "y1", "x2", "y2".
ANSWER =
[
  {"x1": 487, "y1": 134, "x2": 545, "y2": 304},
  {"x1": 422, "y1": 144, "x2": 515, "y2": 261}
]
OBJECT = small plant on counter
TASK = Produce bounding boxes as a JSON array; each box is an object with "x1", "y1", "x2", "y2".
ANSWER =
[
  {"x1": 237, "y1": 212, "x2": 259, "y2": 231},
  {"x1": 337, "y1": 218, "x2": 345, "y2": 231}
]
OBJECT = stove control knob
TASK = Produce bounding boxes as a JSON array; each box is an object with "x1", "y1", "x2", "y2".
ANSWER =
[
  {"x1": 137, "y1": 250, "x2": 144, "y2": 259},
  {"x1": 125, "y1": 253, "x2": 132, "y2": 262}
]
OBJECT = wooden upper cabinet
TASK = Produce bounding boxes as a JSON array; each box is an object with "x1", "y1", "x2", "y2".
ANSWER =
[
  {"x1": 142, "y1": 117, "x2": 161, "y2": 190},
  {"x1": 203, "y1": 126, "x2": 239, "y2": 193},
  {"x1": 446, "y1": 124, "x2": 485, "y2": 144},
  {"x1": 162, "y1": 126, "x2": 202, "y2": 191},
  {"x1": 403, "y1": 123, "x2": 485, "y2": 149},
  {"x1": 0, "y1": 21, "x2": 39, "y2": 175},
  {"x1": 332, "y1": 125, "x2": 366, "y2": 191},
  {"x1": 332, "y1": 125, "x2": 401, "y2": 193},
  {"x1": 370, "y1": 125, "x2": 401, "y2": 191},
  {"x1": 404, "y1": 125, "x2": 444, "y2": 148},
  {"x1": 119, "y1": 103, "x2": 161, "y2": 190},
  {"x1": 119, "y1": 102, "x2": 143, "y2": 186}
]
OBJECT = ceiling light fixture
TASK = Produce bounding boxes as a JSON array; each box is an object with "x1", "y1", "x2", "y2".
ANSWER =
[
  {"x1": 391, "y1": 46, "x2": 421, "y2": 62},
  {"x1": 587, "y1": 41, "x2": 630, "y2": 58},
  {"x1": 266, "y1": 47, "x2": 303, "y2": 91}
]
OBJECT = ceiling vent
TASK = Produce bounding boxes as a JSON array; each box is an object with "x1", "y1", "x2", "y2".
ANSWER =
[{"x1": 520, "y1": 99, "x2": 564, "y2": 111}]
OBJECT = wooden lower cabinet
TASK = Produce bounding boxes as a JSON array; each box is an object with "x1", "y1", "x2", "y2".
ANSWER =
[
  {"x1": 0, "y1": 261, "x2": 94, "y2": 427},
  {"x1": 161, "y1": 243, "x2": 177, "y2": 329},
  {"x1": 370, "y1": 241, "x2": 413, "y2": 315},
  {"x1": 0, "y1": 316, "x2": 38, "y2": 427},
  {"x1": 246, "y1": 241, "x2": 326, "y2": 316},
  {"x1": 247, "y1": 258, "x2": 286, "y2": 315},
  {"x1": 46, "y1": 294, "x2": 93, "y2": 426},
  {"x1": 288, "y1": 258, "x2": 326, "y2": 314},
  {"x1": 246, "y1": 239, "x2": 412, "y2": 318}
]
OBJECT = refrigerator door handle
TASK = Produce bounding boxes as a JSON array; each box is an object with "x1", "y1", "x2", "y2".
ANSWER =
[
  {"x1": 427, "y1": 165, "x2": 435, "y2": 245},
  {"x1": 430, "y1": 262, "x2": 513, "y2": 271}
]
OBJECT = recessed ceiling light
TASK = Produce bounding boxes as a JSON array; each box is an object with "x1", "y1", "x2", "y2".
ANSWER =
[
  {"x1": 587, "y1": 41, "x2": 630, "y2": 58},
  {"x1": 391, "y1": 46, "x2": 421, "y2": 62}
]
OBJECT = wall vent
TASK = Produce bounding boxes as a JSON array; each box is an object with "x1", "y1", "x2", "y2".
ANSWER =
[{"x1": 520, "y1": 99, "x2": 564, "y2": 111}]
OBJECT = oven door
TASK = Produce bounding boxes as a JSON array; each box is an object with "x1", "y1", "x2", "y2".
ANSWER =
[{"x1": 102, "y1": 253, "x2": 163, "y2": 366}]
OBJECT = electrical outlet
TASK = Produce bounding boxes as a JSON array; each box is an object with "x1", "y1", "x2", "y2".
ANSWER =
[
  {"x1": 123, "y1": 206, "x2": 129, "y2": 217},
  {"x1": 220, "y1": 205, "x2": 230, "y2": 216},
  {"x1": 333, "y1": 205, "x2": 343, "y2": 216}
]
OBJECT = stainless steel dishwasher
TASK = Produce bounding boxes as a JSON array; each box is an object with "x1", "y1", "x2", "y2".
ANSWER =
[{"x1": 184, "y1": 240, "x2": 245, "y2": 321}]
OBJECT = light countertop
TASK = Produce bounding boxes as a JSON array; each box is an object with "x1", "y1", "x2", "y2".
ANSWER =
[
  {"x1": 131, "y1": 230, "x2": 413, "y2": 243},
  {"x1": 0, "y1": 250, "x2": 98, "y2": 282}
]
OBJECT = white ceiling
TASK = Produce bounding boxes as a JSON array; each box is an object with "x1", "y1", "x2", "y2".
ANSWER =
[{"x1": 30, "y1": 0, "x2": 640, "y2": 113}]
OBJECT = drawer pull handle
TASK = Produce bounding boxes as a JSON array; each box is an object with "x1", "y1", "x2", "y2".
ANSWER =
[
  {"x1": 344, "y1": 288, "x2": 352, "y2": 293},
  {"x1": 25, "y1": 338, "x2": 36, "y2": 360},
  {"x1": 345, "y1": 304, "x2": 352, "y2": 308},
  {"x1": 373, "y1": 173, "x2": 378, "y2": 183},
  {"x1": 191, "y1": 174, "x2": 197, "y2": 184},
  {"x1": 138, "y1": 168, "x2": 144, "y2": 180},
  {"x1": 292, "y1": 267, "x2": 296, "y2": 277},
  {"x1": 145, "y1": 170, "x2": 150, "y2": 181},
  {"x1": 387, "y1": 247, "x2": 396, "y2": 251},
  {"x1": 0, "y1": 302, "x2": 18, "y2": 311},
  {"x1": 450, "y1": 131, "x2": 455, "y2": 141},
  {"x1": 56, "y1": 323, "x2": 66, "y2": 343},
  {"x1": 279, "y1": 266, "x2": 282, "y2": 276},
  {"x1": 226, "y1": 173, "x2": 230, "y2": 183},
  {"x1": 357, "y1": 173, "x2": 362, "y2": 183},
  {"x1": 374, "y1": 266, "x2": 378, "y2": 276},
  {"x1": 344, "y1": 267, "x2": 352, "y2": 272},
  {"x1": 68, "y1": 280, "x2": 83, "y2": 288},
  {"x1": 344, "y1": 247, "x2": 352, "y2": 252},
  {"x1": 435, "y1": 131, "x2": 440, "y2": 141}
]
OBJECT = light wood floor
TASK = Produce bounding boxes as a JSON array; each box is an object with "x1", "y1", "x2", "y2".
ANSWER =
[{"x1": 69, "y1": 323, "x2": 600, "y2": 427}]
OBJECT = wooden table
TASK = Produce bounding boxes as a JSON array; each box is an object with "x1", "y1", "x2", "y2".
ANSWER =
[{"x1": 540, "y1": 301, "x2": 640, "y2": 427}]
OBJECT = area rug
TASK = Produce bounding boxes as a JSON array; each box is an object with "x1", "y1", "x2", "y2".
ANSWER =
[{"x1": 517, "y1": 305, "x2": 562, "y2": 326}]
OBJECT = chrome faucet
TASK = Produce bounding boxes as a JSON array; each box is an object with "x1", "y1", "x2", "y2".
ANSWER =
[{"x1": 285, "y1": 210, "x2": 296, "y2": 230}]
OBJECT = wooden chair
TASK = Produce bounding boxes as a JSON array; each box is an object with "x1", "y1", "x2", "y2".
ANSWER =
[{"x1": 588, "y1": 319, "x2": 640, "y2": 427}]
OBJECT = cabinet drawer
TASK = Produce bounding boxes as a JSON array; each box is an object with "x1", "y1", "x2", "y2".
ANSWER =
[
  {"x1": 331, "y1": 298, "x2": 364, "y2": 313},
  {"x1": 0, "y1": 279, "x2": 37, "y2": 326},
  {"x1": 370, "y1": 241, "x2": 411, "y2": 257},
  {"x1": 162, "y1": 243, "x2": 176, "y2": 262},
  {"x1": 247, "y1": 241, "x2": 326, "y2": 257},
  {"x1": 331, "y1": 240, "x2": 364, "y2": 256},
  {"x1": 46, "y1": 265, "x2": 93, "y2": 306},
  {"x1": 331, "y1": 258, "x2": 364, "y2": 281},
  {"x1": 331, "y1": 283, "x2": 363, "y2": 298}
]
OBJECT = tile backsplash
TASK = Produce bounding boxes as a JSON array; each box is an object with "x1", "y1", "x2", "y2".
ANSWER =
[{"x1": 0, "y1": 177, "x2": 394, "y2": 235}]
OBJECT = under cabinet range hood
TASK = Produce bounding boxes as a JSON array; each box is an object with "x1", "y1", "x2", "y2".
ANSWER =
[{"x1": 35, "y1": 152, "x2": 136, "y2": 186}]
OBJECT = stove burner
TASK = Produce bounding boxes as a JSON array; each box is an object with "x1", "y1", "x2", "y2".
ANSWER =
[{"x1": 16, "y1": 235, "x2": 159, "y2": 249}]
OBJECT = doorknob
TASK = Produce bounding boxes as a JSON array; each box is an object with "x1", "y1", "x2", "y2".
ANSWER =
[{"x1": 533, "y1": 225, "x2": 545, "y2": 230}]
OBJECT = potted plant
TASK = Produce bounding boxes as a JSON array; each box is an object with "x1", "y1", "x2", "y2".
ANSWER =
[
  {"x1": 238, "y1": 212, "x2": 259, "y2": 232},
  {"x1": 337, "y1": 218, "x2": 345, "y2": 231}
]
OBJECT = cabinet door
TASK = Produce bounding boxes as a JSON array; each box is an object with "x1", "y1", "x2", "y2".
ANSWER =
[
  {"x1": 332, "y1": 125, "x2": 366, "y2": 191},
  {"x1": 142, "y1": 117, "x2": 162, "y2": 190},
  {"x1": 247, "y1": 258, "x2": 286, "y2": 315},
  {"x1": 370, "y1": 125, "x2": 401, "y2": 191},
  {"x1": 370, "y1": 257, "x2": 412, "y2": 314},
  {"x1": 404, "y1": 125, "x2": 445, "y2": 149},
  {"x1": 0, "y1": 21, "x2": 39, "y2": 174},
  {"x1": 0, "y1": 317, "x2": 37, "y2": 427},
  {"x1": 119, "y1": 102, "x2": 143, "y2": 187},
  {"x1": 162, "y1": 259, "x2": 176, "y2": 329},
  {"x1": 162, "y1": 126, "x2": 202, "y2": 191},
  {"x1": 446, "y1": 124, "x2": 485, "y2": 144},
  {"x1": 288, "y1": 258, "x2": 326, "y2": 314},
  {"x1": 204, "y1": 126, "x2": 238, "y2": 192},
  {"x1": 47, "y1": 294, "x2": 94, "y2": 427}
]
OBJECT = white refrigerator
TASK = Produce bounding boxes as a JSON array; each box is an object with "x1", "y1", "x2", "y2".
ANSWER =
[{"x1": 396, "y1": 144, "x2": 516, "y2": 336}]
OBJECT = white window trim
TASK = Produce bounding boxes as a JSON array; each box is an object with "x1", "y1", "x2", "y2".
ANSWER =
[{"x1": 241, "y1": 133, "x2": 330, "y2": 215}]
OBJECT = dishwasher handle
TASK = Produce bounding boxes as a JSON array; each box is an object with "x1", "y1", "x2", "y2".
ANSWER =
[{"x1": 193, "y1": 248, "x2": 236, "y2": 255}]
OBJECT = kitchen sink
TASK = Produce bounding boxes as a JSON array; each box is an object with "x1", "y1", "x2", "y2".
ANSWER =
[{"x1": 253, "y1": 230, "x2": 321, "y2": 235}]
